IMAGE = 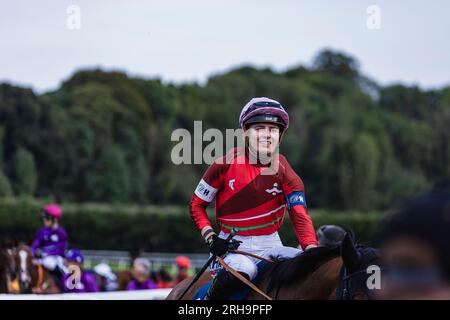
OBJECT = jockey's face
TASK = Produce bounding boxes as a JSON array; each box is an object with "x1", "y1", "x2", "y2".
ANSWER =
[
  {"x1": 178, "y1": 266, "x2": 188, "y2": 276},
  {"x1": 378, "y1": 236, "x2": 450, "y2": 300},
  {"x1": 132, "y1": 262, "x2": 150, "y2": 283},
  {"x1": 42, "y1": 215, "x2": 53, "y2": 228},
  {"x1": 246, "y1": 123, "x2": 280, "y2": 158},
  {"x1": 132, "y1": 269, "x2": 149, "y2": 283}
]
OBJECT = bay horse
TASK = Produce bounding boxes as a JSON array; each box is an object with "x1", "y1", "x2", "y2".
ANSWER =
[
  {"x1": 0, "y1": 242, "x2": 20, "y2": 293},
  {"x1": 167, "y1": 233, "x2": 381, "y2": 300},
  {"x1": 13, "y1": 243, "x2": 62, "y2": 294},
  {"x1": 116, "y1": 270, "x2": 132, "y2": 290},
  {"x1": 0, "y1": 245, "x2": 11, "y2": 293}
]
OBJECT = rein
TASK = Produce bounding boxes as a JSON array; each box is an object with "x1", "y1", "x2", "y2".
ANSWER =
[
  {"x1": 216, "y1": 256, "x2": 273, "y2": 300},
  {"x1": 229, "y1": 249, "x2": 274, "y2": 264}
]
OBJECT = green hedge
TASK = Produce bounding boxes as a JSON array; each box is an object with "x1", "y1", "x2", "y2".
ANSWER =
[
  {"x1": 280, "y1": 209, "x2": 383, "y2": 247},
  {"x1": 0, "y1": 198, "x2": 385, "y2": 252}
]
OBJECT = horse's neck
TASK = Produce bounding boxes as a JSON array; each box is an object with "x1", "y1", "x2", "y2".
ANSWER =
[
  {"x1": 302, "y1": 257, "x2": 343, "y2": 299},
  {"x1": 275, "y1": 257, "x2": 343, "y2": 300}
]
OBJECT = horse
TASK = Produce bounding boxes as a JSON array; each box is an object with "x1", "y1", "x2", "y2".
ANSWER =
[
  {"x1": 0, "y1": 245, "x2": 11, "y2": 293},
  {"x1": 166, "y1": 233, "x2": 382, "y2": 300},
  {"x1": 0, "y1": 242, "x2": 20, "y2": 293},
  {"x1": 12, "y1": 243, "x2": 62, "y2": 294},
  {"x1": 116, "y1": 270, "x2": 132, "y2": 290}
]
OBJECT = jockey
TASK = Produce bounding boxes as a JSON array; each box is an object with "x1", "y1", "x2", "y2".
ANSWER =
[
  {"x1": 126, "y1": 257, "x2": 157, "y2": 290},
  {"x1": 156, "y1": 267, "x2": 174, "y2": 288},
  {"x1": 62, "y1": 249, "x2": 99, "y2": 293},
  {"x1": 189, "y1": 97, "x2": 318, "y2": 300},
  {"x1": 174, "y1": 255, "x2": 191, "y2": 285},
  {"x1": 31, "y1": 204, "x2": 68, "y2": 277},
  {"x1": 93, "y1": 263, "x2": 118, "y2": 291}
]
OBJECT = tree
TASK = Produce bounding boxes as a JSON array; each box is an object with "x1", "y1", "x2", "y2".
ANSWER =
[
  {"x1": 312, "y1": 49, "x2": 360, "y2": 78},
  {"x1": 93, "y1": 147, "x2": 131, "y2": 203},
  {"x1": 11, "y1": 147, "x2": 37, "y2": 196},
  {"x1": 0, "y1": 170, "x2": 13, "y2": 197},
  {"x1": 0, "y1": 49, "x2": 448, "y2": 209}
]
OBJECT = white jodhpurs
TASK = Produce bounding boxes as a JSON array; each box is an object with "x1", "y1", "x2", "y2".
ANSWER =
[
  {"x1": 209, "y1": 231, "x2": 302, "y2": 280},
  {"x1": 42, "y1": 255, "x2": 68, "y2": 273}
]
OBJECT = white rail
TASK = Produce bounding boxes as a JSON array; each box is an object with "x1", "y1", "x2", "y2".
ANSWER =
[
  {"x1": 0, "y1": 288, "x2": 172, "y2": 300},
  {"x1": 82, "y1": 250, "x2": 208, "y2": 270}
]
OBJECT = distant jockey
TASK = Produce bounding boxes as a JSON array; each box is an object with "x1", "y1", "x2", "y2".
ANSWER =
[
  {"x1": 174, "y1": 255, "x2": 191, "y2": 285},
  {"x1": 126, "y1": 257, "x2": 157, "y2": 290},
  {"x1": 93, "y1": 263, "x2": 118, "y2": 292},
  {"x1": 31, "y1": 204, "x2": 68, "y2": 278},
  {"x1": 62, "y1": 249, "x2": 99, "y2": 293}
]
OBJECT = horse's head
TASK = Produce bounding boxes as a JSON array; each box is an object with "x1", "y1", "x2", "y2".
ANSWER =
[
  {"x1": 14, "y1": 244, "x2": 34, "y2": 293},
  {"x1": 336, "y1": 233, "x2": 382, "y2": 300}
]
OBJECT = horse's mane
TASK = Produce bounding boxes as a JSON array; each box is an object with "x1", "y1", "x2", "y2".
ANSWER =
[{"x1": 266, "y1": 246, "x2": 341, "y2": 294}]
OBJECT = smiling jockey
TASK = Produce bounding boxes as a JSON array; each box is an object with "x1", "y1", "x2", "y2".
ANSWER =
[{"x1": 189, "y1": 97, "x2": 318, "y2": 300}]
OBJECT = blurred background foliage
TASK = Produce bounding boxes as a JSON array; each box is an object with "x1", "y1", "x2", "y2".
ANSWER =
[
  {"x1": 0, "y1": 49, "x2": 449, "y2": 250},
  {"x1": 0, "y1": 198, "x2": 382, "y2": 252}
]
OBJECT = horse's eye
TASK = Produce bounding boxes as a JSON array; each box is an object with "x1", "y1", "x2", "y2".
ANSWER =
[{"x1": 352, "y1": 292, "x2": 368, "y2": 300}]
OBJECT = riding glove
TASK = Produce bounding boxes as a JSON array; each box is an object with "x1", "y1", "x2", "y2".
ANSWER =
[{"x1": 209, "y1": 235, "x2": 242, "y2": 256}]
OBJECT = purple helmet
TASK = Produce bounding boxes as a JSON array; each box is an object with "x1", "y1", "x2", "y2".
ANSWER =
[
  {"x1": 239, "y1": 97, "x2": 289, "y2": 131},
  {"x1": 66, "y1": 249, "x2": 84, "y2": 264}
]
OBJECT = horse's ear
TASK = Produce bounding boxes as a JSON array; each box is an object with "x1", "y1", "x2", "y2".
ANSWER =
[
  {"x1": 347, "y1": 229, "x2": 356, "y2": 243},
  {"x1": 340, "y1": 232, "x2": 361, "y2": 273}
]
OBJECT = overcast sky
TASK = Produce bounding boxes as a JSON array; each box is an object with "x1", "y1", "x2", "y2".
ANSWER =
[{"x1": 1, "y1": 0, "x2": 449, "y2": 93}]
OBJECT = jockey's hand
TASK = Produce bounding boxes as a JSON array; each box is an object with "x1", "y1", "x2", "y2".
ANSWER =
[
  {"x1": 305, "y1": 244, "x2": 318, "y2": 250},
  {"x1": 228, "y1": 239, "x2": 242, "y2": 251},
  {"x1": 209, "y1": 235, "x2": 229, "y2": 257},
  {"x1": 34, "y1": 249, "x2": 43, "y2": 259}
]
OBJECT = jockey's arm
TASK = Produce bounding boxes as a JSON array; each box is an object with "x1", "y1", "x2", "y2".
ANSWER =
[
  {"x1": 288, "y1": 204, "x2": 318, "y2": 250},
  {"x1": 189, "y1": 160, "x2": 225, "y2": 243},
  {"x1": 31, "y1": 230, "x2": 43, "y2": 256},
  {"x1": 57, "y1": 230, "x2": 68, "y2": 256},
  {"x1": 281, "y1": 156, "x2": 318, "y2": 250},
  {"x1": 189, "y1": 193, "x2": 216, "y2": 244}
]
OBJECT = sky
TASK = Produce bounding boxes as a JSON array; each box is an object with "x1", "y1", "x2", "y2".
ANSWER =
[{"x1": 1, "y1": 0, "x2": 449, "y2": 93}]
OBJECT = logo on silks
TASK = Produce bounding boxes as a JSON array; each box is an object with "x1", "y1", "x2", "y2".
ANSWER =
[
  {"x1": 229, "y1": 179, "x2": 235, "y2": 191},
  {"x1": 195, "y1": 179, "x2": 218, "y2": 203},
  {"x1": 197, "y1": 183, "x2": 210, "y2": 197},
  {"x1": 286, "y1": 192, "x2": 307, "y2": 209},
  {"x1": 265, "y1": 183, "x2": 282, "y2": 196},
  {"x1": 50, "y1": 234, "x2": 59, "y2": 242}
]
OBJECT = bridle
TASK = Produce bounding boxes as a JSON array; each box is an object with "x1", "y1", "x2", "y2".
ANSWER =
[
  {"x1": 340, "y1": 266, "x2": 370, "y2": 300},
  {"x1": 338, "y1": 258, "x2": 385, "y2": 300},
  {"x1": 337, "y1": 244, "x2": 384, "y2": 300}
]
